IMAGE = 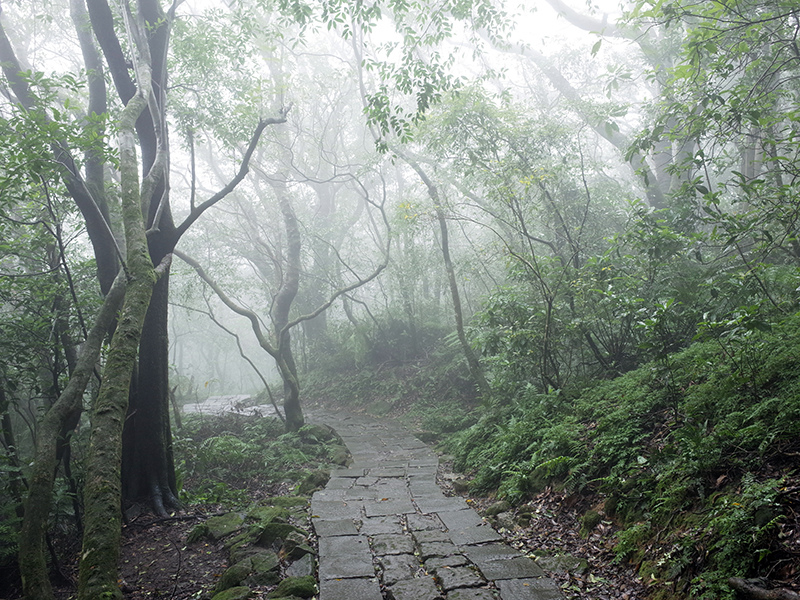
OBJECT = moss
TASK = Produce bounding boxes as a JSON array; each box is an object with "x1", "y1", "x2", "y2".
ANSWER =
[
  {"x1": 268, "y1": 496, "x2": 308, "y2": 509},
  {"x1": 246, "y1": 506, "x2": 288, "y2": 524},
  {"x1": 211, "y1": 586, "x2": 252, "y2": 600},
  {"x1": 257, "y1": 523, "x2": 307, "y2": 546},
  {"x1": 297, "y1": 470, "x2": 330, "y2": 494},
  {"x1": 187, "y1": 523, "x2": 209, "y2": 543},
  {"x1": 267, "y1": 576, "x2": 317, "y2": 598},
  {"x1": 207, "y1": 512, "x2": 245, "y2": 540},
  {"x1": 579, "y1": 510, "x2": 602, "y2": 537}
]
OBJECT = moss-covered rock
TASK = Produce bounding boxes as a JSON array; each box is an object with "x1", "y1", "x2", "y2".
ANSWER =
[
  {"x1": 216, "y1": 552, "x2": 280, "y2": 592},
  {"x1": 187, "y1": 522, "x2": 209, "y2": 543},
  {"x1": 280, "y1": 531, "x2": 314, "y2": 561},
  {"x1": 579, "y1": 510, "x2": 602, "y2": 537},
  {"x1": 207, "y1": 512, "x2": 245, "y2": 540},
  {"x1": 297, "y1": 470, "x2": 330, "y2": 494},
  {"x1": 298, "y1": 424, "x2": 336, "y2": 443},
  {"x1": 246, "y1": 552, "x2": 281, "y2": 586},
  {"x1": 267, "y1": 575, "x2": 317, "y2": 598},
  {"x1": 211, "y1": 586, "x2": 251, "y2": 600},
  {"x1": 329, "y1": 445, "x2": 350, "y2": 466},
  {"x1": 216, "y1": 561, "x2": 253, "y2": 592},
  {"x1": 268, "y1": 496, "x2": 308, "y2": 509},
  {"x1": 246, "y1": 506, "x2": 289, "y2": 524},
  {"x1": 485, "y1": 500, "x2": 511, "y2": 516},
  {"x1": 257, "y1": 522, "x2": 307, "y2": 547}
]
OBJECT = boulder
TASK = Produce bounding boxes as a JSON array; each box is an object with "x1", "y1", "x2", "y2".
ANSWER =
[
  {"x1": 207, "y1": 512, "x2": 245, "y2": 541},
  {"x1": 267, "y1": 575, "x2": 317, "y2": 599},
  {"x1": 210, "y1": 586, "x2": 251, "y2": 600},
  {"x1": 485, "y1": 501, "x2": 511, "y2": 517}
]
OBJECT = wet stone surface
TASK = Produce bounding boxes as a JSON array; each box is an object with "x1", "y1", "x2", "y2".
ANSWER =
[{"x1": 308, "y1": 410, "x2": 564, "y2": 600}]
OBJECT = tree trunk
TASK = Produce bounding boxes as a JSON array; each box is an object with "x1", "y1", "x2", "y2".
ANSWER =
[
  {"x1": 402, "y1": 155, "x2": 491, "y2": 399},
  {"x1": 18, "y1": 274, "x2": 125, "y2": 600},
  {"x1": 77, "y1": 27, "x2": 160, "y2": 598},
  {"x1": 271, "y1": 180, "x2": 305, "y2": 431}
]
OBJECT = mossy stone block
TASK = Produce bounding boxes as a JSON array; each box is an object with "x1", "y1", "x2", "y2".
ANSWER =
[
  {"x1": 187, "y1": 522, "x2": 209, "y2": 543},
  {"x1": 247, "y1": 506, "x2": 289, "y2": 524},
  {"x1": 297, "y1": 470, "x2": 330, "y2": 494},
  {"x1": 257, "y1": 522, "x2": 307, "y2": 546},
  {"x1": 211, "y1": 586, "x2": 251, "y2": 600},
  {"x1": 267, "y1": 575, "x2": 317, "y2": 598},
  {"x1": 329, "y1": 445, "x2": 350, "y2": 466},
  {"x1": 245, "y1": 551, "x2": 281, "y2": 586},
  {"x1": 299, "y1": 424, "x2": 336, "y2": 443},
  {"x1": 207, "y1": 512, "x2": 245, "y2": 541},
  {"x1": 485, "y1": 500, "x2": 511, "y2": 516},
  {"x1": 269, "y1": 496, "x2": 309, "y2": 509},
  {"x1": 216, "y1": 561, "x2": 253, "y2": 592}
]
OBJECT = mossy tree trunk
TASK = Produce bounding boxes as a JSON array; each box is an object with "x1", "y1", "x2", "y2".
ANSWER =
[
  {"x1": 76, "y1": 20, "x2": 161, "y2": 598},
  {"x1": 18, "y1": 274, "x2": 126, "y2": 600}
]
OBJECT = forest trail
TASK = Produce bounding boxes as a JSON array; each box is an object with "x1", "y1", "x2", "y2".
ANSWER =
[{"x1": 307, "y1": 410, "x2": 562, "y2": 600}]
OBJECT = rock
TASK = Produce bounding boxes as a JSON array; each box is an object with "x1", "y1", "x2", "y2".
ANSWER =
[
  {"x1": 366, "y1": 399, "x2": 392, "y2": 416},
  {"x1": 579, "y1": 510, "x2": 602, "y2": 536},
  {"x1": 485, "y1": 500, "x2": 511, "y2": 517},
  {"x1": 299, "y1": 424, "x2": 336, "y2": 443},
  {"x1": 495, "y1": 511, "x2": 517, "y2": 531},
  {"x1": 516, "y1": 512, "x2": 533, "y2": 527},
  {"x1": 415, "y1": 431, "x2": 439, "y2": 444},
  {"x1": 280, "y1": 531, "x2": 314, "y2": 561},
  {"x1": 267, "y1": 575, "x2": 317, "y2": 598},
  {"x1": 286, "y1": 553, "x2": 314, "y2": 578},
  {"x1": 216, "y1": 561, "x2": 253, "y2": 592},
  {"x1": 217, "y1": 552, "x2": 281, "y2": 591},
  {"x1": 298, "y1": 470, "x2": 330, "y2": 494},
  {"x1": 451, "y1": 478, "x2": 471, "y2": 494},
  {"x1": 247, "y1": 506, "x2": 289, "y2": 524},
  {"x1": 535, "y1": 553, "x2": 589, "y2": 574},
  {"x1": 207, "y1": 512, "x2": 245, "y2": 540},
  {"x1": 269, "y1": 496, "x2": 309, "y2": 509},
  {"x1": 245, "y1": 552, "x2": 281, "y2": 586},
  {"x1": 211, "y1": 586, "x2": 252, "y2": 600},
  {"x1": 186, "y1": 522, "x2": 209, "y2": 543},
  {"x1": 329, "y1": 445, "x2": 350, "y2": 466},
  {"x1": 257, "y1": 522, "x2": 308, "y2": 547}
]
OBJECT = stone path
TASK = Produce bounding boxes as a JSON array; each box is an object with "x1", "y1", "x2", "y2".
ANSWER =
[{"x1": 307, "y1": 411, "x2": 563, "y2": 600}]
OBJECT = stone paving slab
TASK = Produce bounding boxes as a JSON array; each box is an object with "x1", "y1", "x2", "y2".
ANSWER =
[
  {"x1": 360, "y1": 515, "x2": 404, "y2": 535},
  {"x1": 371, "y1": 533, "x2": 416, "y2": 555},
  {"x1": 415, "y1": 496, "x2": 471, "y2": 514},
  {"x1": 379, "y1": 553, "x2": 422, "y2": 585},
  {"x1": 311, "y1": 518, "x2": 359, "y2": 537},
  {"x1": 477, "y1": 556, "x2": 546, "y2": 581},
  {"x1": 406, "y1": 513, "x2": 445, "y2": 531},
  {"x1": 311, "y1": 498, "x2": 363, "y2": 520},
  {"x1": 438, "y1": 510, "x2": 504, "y2": 545},
  {"x1": 364, "y1": 498, "x2": 417, "y2": 517},
  {"x1": 319, "y1": 577, "x2": 382, "y2": 600},
  {"x1": 411, "y1": 529, "x2": 451, "y2": 544},
  {"x1": 435, "y1": 565, "x2": 485, "y2": 590},
  {"x1": 317, "y1": 535, "x2": 374, "y2": 579},
  {"x1": 496, "y1": 578, "x2": 563, "y2": 600},
  {"x1": 326, "y1": 477, "x2": 355, "y2": 490},
  {"x1": 448, "y1": 588, "x2": 498, "y2": 600},
  {"x1": 425, "y1": 554, "x2": 470, "y2": 570},
  {"x1": 369, "y1": 466, "x2": 408, "y2": 478},
  {"x1": 388, "y1": 576, "x2": 444, "y2": 600}
]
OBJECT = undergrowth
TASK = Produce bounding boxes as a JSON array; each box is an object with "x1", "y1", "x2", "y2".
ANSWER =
[
  {"x1": 444, "y1": 311, "x2": 800, "y2": 599},
  {"x1": 173, "y1": 413, "x2": 346, "y2": 507}
]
